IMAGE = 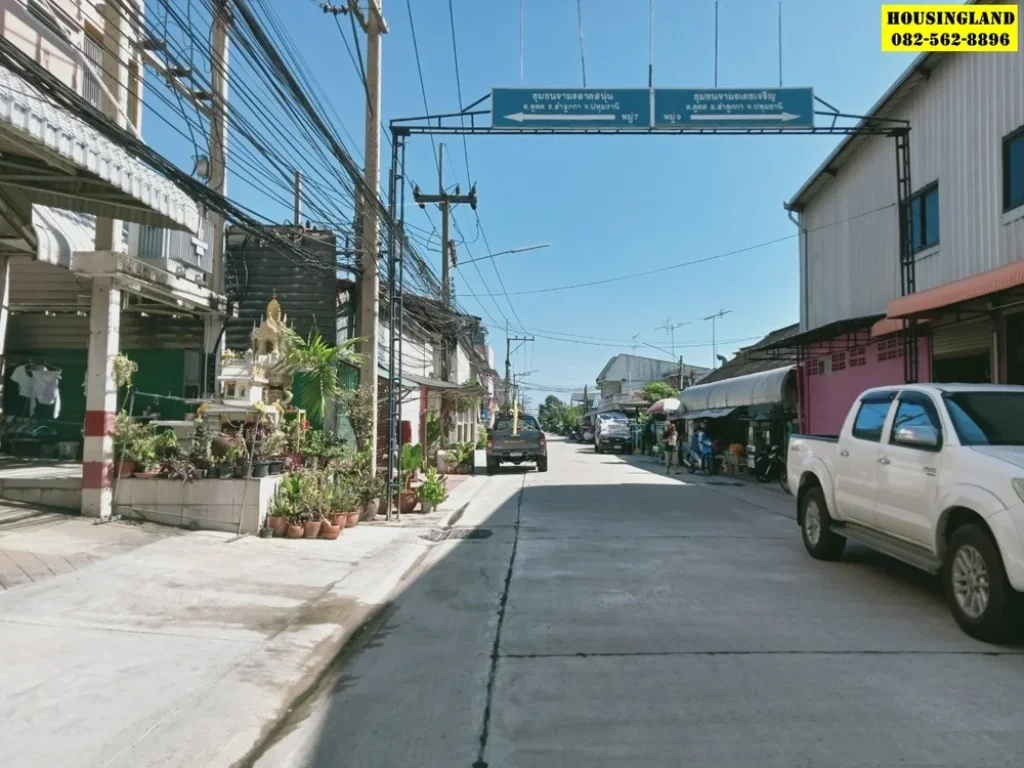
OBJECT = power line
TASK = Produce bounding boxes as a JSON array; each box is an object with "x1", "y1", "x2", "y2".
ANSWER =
[{"x1": 473, "y1": 203, "x2": 896, "y2": 298}]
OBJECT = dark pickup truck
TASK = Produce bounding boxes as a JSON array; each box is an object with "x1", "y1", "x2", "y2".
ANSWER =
[{"x1": 486, "y1": 414, "x2": 548, "y2": 474}]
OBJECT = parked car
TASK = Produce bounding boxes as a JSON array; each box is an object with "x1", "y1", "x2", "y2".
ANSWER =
[
  {"x1": 788, "y1": 384, "x2": 1024, "y2": 641},
  {"x1": 487, "y1": 414, "x2": 548, "y2": 474},
  {"x1": 594, "y1": 411, "x2": 631, "y2": 453}
]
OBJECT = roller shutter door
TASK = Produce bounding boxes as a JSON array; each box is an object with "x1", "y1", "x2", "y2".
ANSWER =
[{"x1": 931, "y1": 319, "x2": 992, "y2": 358}]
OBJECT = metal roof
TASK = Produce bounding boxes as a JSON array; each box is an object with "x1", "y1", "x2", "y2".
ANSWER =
[
  {"x1": 0, "y1": 67, "x2": 199, "y2": 233},
  {"x1": 679, "y1": 365, "x2": 796, "y2": 412}
]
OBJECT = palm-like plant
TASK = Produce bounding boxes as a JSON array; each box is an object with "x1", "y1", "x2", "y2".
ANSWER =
[{"x1": 278, "y1": 328, "x2": 364, "y2": 422}]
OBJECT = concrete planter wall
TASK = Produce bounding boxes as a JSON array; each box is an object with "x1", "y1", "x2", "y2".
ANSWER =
[{"x1": 113, "y1": 476, "x2": 283, "y2": 534}]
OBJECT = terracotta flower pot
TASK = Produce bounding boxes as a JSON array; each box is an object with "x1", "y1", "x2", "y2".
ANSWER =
[
  {"x1": 320, "y1": 520, "x2": 342, "y2": 540},
  {"x1": 115, "y1": 459, "x2": 135, "y2": 477},
  {"x1": 286, "y1": 523, "x2": 304, "y2": 539},
  {"x1": 303, "y1": 520, "x2": 322, "y2": 539},
  {"x1": 397, "y1": 490, "x2": 418, "y2": 514},
  {"x1": 345, "y1": 510, "x2": 360, "y2": 528},
  {"x1": 330, "y1": 512, "x2": 347, "y2": 528},
  {"x1": 360, "y1": 498, "x2": 380, "y2": 521},
  {"x1": 267, "y1": 515, "x2": 288, "y2": 536},
  {"x1": 133, "y1": 470, "x2": 159, "y2": 479}
]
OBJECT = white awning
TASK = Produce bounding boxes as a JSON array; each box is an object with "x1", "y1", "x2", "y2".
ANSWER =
[
  {"x1": 679, "y1": 365, "x2": 796, "y2": 413},
  {"x1": 0, "y1": 68, "x2": 198, "y2": 233},
  {"x1": 32, "y1": 204, "x2": 94, "y2": 267}
]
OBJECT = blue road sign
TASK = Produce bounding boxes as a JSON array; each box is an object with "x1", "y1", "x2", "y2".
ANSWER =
[
  {"x1": 653, "y1": 87, "x2": 815, "y2": 129},
  {"x1": 491, "y1": 88, "x2": 652, "y2": 129}
]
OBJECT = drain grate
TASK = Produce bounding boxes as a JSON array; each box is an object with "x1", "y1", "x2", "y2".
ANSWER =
[
  {"x1": 420, "y1": 527, "x2": 494, "y2": 543},
  {"x1": 705, "y1": 480, "x2": 744, "y2": 487}
]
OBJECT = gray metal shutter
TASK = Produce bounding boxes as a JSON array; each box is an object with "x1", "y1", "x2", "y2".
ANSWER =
[{"x1": 931, "y1": 319, "x2": 992, "y2": 358}]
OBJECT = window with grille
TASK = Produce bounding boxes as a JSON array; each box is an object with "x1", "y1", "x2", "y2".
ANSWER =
[
  {"x1": 877, "y1": 339, "x2": 904, "y2": 362},
  {"x1": 82, "y1": 31, "x2": 103, "y2": 109},
  {"x1": 908, "y1": 183, "x2": 940, "y2": 253},
  {"x1": 831, "y1": 351, "x2": 847, "y2": 372},
  {"x1": 806, "y1": 358, "x2": 824, "y2": 376},
  {"x1": 850, "y1": 347, "x2": 867, "y2": 367},
  {"x1": 1005, "y1": 126, "x2": 1024, "y2": 213}
]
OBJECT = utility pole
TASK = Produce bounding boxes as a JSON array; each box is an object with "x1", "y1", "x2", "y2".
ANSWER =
[
  {"x1": 678, "y1": 354, "x2": 685, "y2": 390},
  {"x1": 704, "y1": 309, "x2": 733, "y2": 369},
  {"x1": 413, "y1": 144, "x2": 477, "y2": 308},
  {"x1": 655, "y1": 319, "x2": 689, "y2": 361},
  {"x1": 629, "y1": 333, "x2": 639, "y2": 391},
  {"x1": 293, "y1": 170, "x2": 302, "y2": 225},
  {"x1": 325, "y1": 0, "x2": 388, "y2": 476},
  {"x1": 504, "y1": 328, "x2": 534, "y2": 407}
]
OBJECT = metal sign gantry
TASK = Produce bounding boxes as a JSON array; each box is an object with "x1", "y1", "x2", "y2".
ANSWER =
[{"x1": 380, "y1": 90, "x2": 915, "y2": 517}]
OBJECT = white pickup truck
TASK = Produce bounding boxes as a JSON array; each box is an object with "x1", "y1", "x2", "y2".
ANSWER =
[{"x1": 788, "y1": 384, "x2": 1024, "y2": 642}]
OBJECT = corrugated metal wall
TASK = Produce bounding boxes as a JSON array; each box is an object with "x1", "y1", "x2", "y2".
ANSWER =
[
  {"x1": 6, "y1": 258, "x2": 204, "y2": 349},
  {"x1": 223, "y1": 228, "x2": 337, "y2": 352},
  {"x1": 803, "y1": 48, "x2": 1024, "y2": 331}
]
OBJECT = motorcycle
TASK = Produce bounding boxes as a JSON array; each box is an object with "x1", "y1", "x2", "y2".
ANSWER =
[
  {"x1": 683, "y1": 434, "x2": 716, "y2": 475},
  {"x1": 754, "y1": 444, "x2": 790, "y2": 493}
]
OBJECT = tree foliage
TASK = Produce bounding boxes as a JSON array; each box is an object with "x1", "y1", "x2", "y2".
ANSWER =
[
  {"x1": 279, "y1": 329, "x2": 364, "y2": 422},
  {"x1": 538, "y1": 395, "x2": 580, "y2": 433},
  {"x1": 639, "y1": 381, "x2": 679, "y2": 404}
]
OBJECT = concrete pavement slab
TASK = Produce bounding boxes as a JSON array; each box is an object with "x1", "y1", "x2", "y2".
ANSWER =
[
  {"x1": 0, "y1": 517, "x2": 439, "y2": 768},
  {"x1": 486, "y1": 653, "x2": 1024, "y2": 767}
]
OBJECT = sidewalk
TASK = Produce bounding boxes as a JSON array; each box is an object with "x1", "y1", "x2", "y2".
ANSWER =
[{"x1": 0, "y1": 475, "x2": 488, "y2": 768}]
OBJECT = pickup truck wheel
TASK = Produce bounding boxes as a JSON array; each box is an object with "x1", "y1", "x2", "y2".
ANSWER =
[
  {"x1": 944, "y1": 525, "x2": 1022, "y2": 643},
  {"x1": 486, "y1": 458, "x2": 499, "y2": 475},
  {"x1": 800, "y1": 487, "x2": 845, "y2": 561},
  {"x1": 537, "y1": 457, "x2": 548, "y2": 473}
]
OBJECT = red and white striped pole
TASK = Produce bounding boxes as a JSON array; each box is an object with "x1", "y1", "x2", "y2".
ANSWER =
[{"x1": 82, "y1": 278, "x2": 120, "y2": 518}]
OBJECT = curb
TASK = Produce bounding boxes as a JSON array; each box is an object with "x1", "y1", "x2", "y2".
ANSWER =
[{"x1": 234, "y1": 541, "x2": 433, "y2": 768}]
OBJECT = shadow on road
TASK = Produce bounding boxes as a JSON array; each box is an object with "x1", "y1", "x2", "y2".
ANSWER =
[{"x1": 248, "y1": 455, "x2": 1024, "y2": 767}]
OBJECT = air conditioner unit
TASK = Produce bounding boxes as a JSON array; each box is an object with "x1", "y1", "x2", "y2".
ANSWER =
[{"x1": 126, "y1": 217, "x2": 214, "y2": 284}]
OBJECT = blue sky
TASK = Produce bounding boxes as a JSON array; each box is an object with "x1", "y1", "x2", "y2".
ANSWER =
[{"x1": 146, "y1": 0, "x2": 926, "y2": 408}]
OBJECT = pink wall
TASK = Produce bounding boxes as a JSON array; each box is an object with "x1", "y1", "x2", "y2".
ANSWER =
[{"x1": 801, "y1": 335, "x2": 930, "y2": 436}]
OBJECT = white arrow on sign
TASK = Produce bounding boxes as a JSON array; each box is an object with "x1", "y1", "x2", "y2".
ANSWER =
[
  {"x1": 690, "y1": 112, "x2": 802, "y2": 122},
  {"x1": 503, "y1": 112, "x2": 617, "y2": 123}
]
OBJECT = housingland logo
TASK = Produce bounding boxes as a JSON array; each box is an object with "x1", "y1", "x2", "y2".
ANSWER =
[{"x1": 881, "y1": 4, "x2": 1019, "y2": 51}]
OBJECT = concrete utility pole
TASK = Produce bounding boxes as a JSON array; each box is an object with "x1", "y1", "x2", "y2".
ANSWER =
[
  {"x1": 293, "y1": 170, "x2": 302, "y2": 225},
  {"x1": 504, "y1": 328, "x2": 534, "y2": 406},
  {"x1": 325, "y1": 0, "x2": 387, "y2": 476},
  {"x1": 412, "y1": 143, "x2": 477, "y2": 308},
  {"x1": 704, "y1": 309, "x2": 733, "y2": 369},
  {"x1": 655, "y1": 319, "x2": 689, "y2": 361}
]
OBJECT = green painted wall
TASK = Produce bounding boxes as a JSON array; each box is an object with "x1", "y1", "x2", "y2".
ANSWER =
[{"x1": 3, "y1": 348, "x2": 192, "y2": 441}]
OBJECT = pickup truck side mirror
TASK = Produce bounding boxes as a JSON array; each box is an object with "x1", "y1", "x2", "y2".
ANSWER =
[{"x1": 893, "y1": 424, "x2": 940, "y2": 449}]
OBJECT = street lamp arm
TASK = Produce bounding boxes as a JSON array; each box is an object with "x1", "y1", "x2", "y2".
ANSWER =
[{"x1": 453, "y1": 243, "x2": 550, "y2": 267}]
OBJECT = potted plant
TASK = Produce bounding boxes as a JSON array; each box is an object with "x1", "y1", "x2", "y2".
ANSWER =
[
  {"x1": 359, "y1": 471, "x2": 385, "y2": 521},
  {"x1": 268, "y1": 473, "x2": 303, "y2": 536},
  {"x1": 417, "y1": 467, "x2": 448, "y2": 513},
  {"x1": 266, "y1": 432, "x2": 287, "y2": 475},
  {"x1": 455, "y1": 441, "x2": 475, "y2": 474},
  {"x1": 189, "y1": 421, "x2": 214, "y2": 478},
  {"x1": 395, "y1": 443, "x2": 422, "y2": 513},
  {"x1": 113, "y1": 412, "x2": 147, "y2": 477},
  {"x1": 164, "y1": 456, "x2": 201, "y2": 482},
  {"x1": 129, "y1": 436, "x2": 160, "y2": 478}
]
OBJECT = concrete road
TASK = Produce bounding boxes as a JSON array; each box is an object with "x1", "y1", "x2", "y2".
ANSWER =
[{"x1": 252, "y1": 438, "x2": 1024, "y2": 767}]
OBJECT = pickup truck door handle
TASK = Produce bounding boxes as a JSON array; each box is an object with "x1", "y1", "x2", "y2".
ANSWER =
[
  {"x1": 839, "y1": 450, "x2": 850, "y2": 457},
  {"x1": 878, "y1": 457, "x2": 891, "y2": 465}
]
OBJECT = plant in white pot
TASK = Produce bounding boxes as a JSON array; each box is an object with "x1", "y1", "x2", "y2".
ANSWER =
[{"x1": 416, "y1": 467, "x2": 448, "y2": 513}]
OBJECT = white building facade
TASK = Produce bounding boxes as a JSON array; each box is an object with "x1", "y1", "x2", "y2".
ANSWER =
[{"x1": 777, "y1": 6, "x2": 1024, "y2": 434}]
